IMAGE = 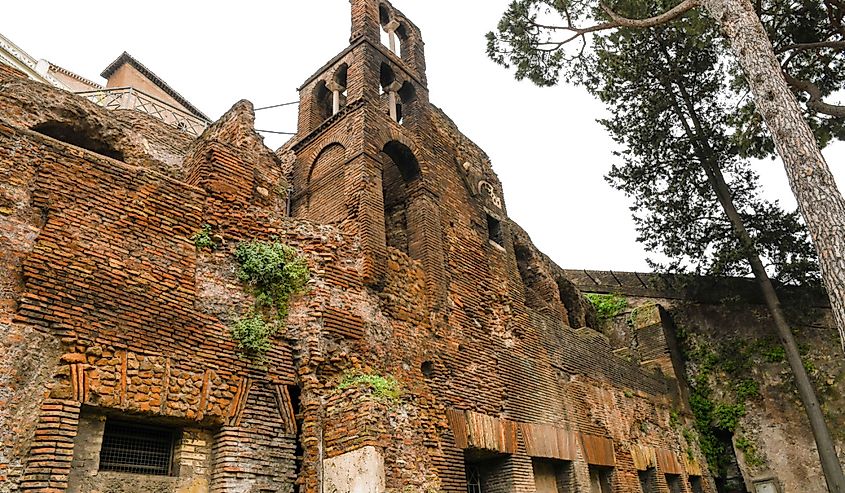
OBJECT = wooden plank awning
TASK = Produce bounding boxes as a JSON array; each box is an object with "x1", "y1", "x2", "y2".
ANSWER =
[
  {"x1": 656, "y1": 449, "x2": 684, "y2": 474},
  {"x1": 446, "y1": 409, "x2": 517, "y2": 454},
  {"x1": 630, "y1": 445, "x2": 657, "y2": 471},
  {"x1": 580, "y1": 433, "x2": 616, "y2": 467},
  {"x1": 520, "y1": 423, "x2": 578, "y2": 461}
]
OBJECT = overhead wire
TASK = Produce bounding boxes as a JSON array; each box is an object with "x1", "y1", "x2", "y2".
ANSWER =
[
  {"x1": 256, "y1": 129, "x2": 296, "y2": 135},
  {"x1": 254, "y1": 101, "x2": 299, "y2": 111},
  {"x1": 254, "y1": 100, "x2": 299, "y2": 135}
]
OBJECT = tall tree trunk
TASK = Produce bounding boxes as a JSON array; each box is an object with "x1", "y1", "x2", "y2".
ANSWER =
[
  {"x1": 656, "y1": 32, "x2": 845, "y2": 492},
  {"x1": 703, "y1": 161, "x2": 845, "y2": 493},
  {"x1": 700, "y1": 0, "x2": 845, "y2": 358}
]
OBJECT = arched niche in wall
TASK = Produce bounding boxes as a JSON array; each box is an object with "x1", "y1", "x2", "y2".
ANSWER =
[
  {"x1": 396, "y1": 81, "x2": 417, "y2": 124},
  {"x1": 381, "y1": 140, "x2": 420, "y2": 255},
  {"x1": 555, "y1": 275, "x2": 591, "y2": 329},
  {"x1": 379, "y1": 63, "x2": 416, "y2": 125},
  {"x1": 379, "y1": 63, "x2": 396, "y2": 95},
  {"x1": 512, "y1": 234, "x2": 566, "y2": 321},
  {"x1": 306, "y1": 143, "x2": 347, "y2": 224},
  {"x1": 31, "y1": 121, "x2": 124, "y2": 161}
]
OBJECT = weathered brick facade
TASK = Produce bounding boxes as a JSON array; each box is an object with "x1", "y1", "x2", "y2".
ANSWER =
[
  {"x1": 0, "y1": 2, "x2": 720, "y2": 492},
  {"x1": 565, "y1": 270, "x2": 845, "y2": 493}
]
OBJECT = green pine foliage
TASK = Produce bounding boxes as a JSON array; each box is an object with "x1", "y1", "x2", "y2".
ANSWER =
[{"x1": 487, "y1": 0, "x2": 831, "y2": 286}]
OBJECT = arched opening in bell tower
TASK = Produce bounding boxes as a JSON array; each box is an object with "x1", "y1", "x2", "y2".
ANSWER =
[
  {"x1": 379, "y1": 4, "x2": 402, "y2": 57},
  {"x1": 312, "y1": 81, "x2": 333, "y2": 122},
  {"x1": 381, "y1": 141, "x2": 420, "y2": 255}
]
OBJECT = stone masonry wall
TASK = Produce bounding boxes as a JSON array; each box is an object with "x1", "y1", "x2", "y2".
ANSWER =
[{"x1": 565, "y1": 269, "x2": 845, "y2": 493}]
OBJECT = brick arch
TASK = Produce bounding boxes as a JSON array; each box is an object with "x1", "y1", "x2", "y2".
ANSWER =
[
  {"x1": 306, "y1": 143, "x2": 347, "y2": 224},
  {"x1": 377, "y1": 2, "x2": 424, "y2": 51},
  {"x1": 380, "y1": 140, "x2": 419, "y2": 254},
  {"x1": 511, "y1": 232, "x2": 568, "y2": 322},
  {"x1": 312, "y1": 80, "x2": 333, "y2": 123},
  {"x1": 375, "y1": 130, "x2": 433, "y2": 181}
]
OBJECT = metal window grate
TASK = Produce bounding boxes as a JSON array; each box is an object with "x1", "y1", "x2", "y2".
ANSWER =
[
  {"x1": 466, "y1": 464, "x2": 482, "y2": 493},
  {"x1": 99, "y1": 421, "x2": 175, "y2": 476}
]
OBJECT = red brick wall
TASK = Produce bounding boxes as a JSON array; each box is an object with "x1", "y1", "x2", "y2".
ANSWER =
[{"x1": 0, "y1": 5, "x2": 717, "y2": 492}]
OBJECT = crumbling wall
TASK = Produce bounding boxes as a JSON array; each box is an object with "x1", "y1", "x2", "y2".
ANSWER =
[
  {"x1": 565, "y1": 269, "x2": 845, "y2": 493},
  {"x1": 0, "y1": 71, "x2": 194, "y2": 178}
]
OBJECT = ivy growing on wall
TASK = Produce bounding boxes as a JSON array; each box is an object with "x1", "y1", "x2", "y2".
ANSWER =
[
  {"x1": 585, "y1": 293, "x2": 628, "y2": 322},
  {"x1": 230, "y1": 240, "x2": 309, "y2": 358},
  {"x1": 675, "y1": 323, "x2": 767, "y2": 476}
]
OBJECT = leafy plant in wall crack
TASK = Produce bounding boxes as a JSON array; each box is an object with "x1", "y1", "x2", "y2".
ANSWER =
[
  {"x1": 230, "y1": 312, "x2": 276, "y2": 356},
  {"x1": 735, "y1": 435, "x2": 765, "y2": 468},
  {"x1": 191, "y1": 224, "x2": 216, "y2": 250},
  {"x1": 585, "y1": 293, "x2": 628, "y2": 323},
  {"x1": 338, "y1": 372, "x2": 402, "y2": 402},
  {"x1": 235, "y1": 240, "x2": 310, "y2": 320},
  {"x1": 229, "y1": 239, "x2": 309, "y2": 359}
]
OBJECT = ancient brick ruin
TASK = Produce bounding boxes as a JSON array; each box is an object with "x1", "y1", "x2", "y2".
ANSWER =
[{"x1": 2, "y1": 1, "x2": 838, "y2": 493}]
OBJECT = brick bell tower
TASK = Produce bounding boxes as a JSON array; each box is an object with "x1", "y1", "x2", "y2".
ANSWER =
[{"x1": 289, "y1": 0, "x2": 447, "y2": 304}]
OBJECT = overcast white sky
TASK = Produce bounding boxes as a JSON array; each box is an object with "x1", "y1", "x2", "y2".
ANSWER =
[{"x1": 3, "y1": 1, "x2": 843, "y2": 272}]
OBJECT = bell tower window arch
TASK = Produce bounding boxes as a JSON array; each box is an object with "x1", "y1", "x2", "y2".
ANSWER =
[
  {"x1": 379, "y1": 4, "x2": 402, "y2": 57},
  {"x1": 326, "y1": 64, "x2": 348, "y2": 115},
  {"x1": 313, "y1": 81, "x2": 333, "y2": 123},
  {"x1": 379, "y1": 63, "x2": 416, "y2": 124}
]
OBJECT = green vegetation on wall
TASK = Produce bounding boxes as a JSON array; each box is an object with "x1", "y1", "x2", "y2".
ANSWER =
[
  {"x1": 585, "y1": 293, "x2": 628, "y2": 322},
  {"x1": 191, "y1": 224, "x2": 215, "y2": 250},
  {"x1": 676, "y1": 324, "x2": 766, "y2": 476},
  {"x1": 338, "y1": 372, "x2": 402, "y2": 402},
  {"x1": 235, "y1": 240, "x2": 310, "y2": 320},
  {"x1": 230, "y1": 312, "x2": 275, "y2": 355},
  {"x1": 230, "y1": 240, "x2": 310, "y2": 359}
]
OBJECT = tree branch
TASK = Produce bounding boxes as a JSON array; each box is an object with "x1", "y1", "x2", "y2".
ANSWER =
[
  {"x1": 776, "y1": 40, "x2": 845, "y2": 55},
  {"x1": 784, "y1": 72, "x2": 845, "y2": 118},
  {"x1": 599, "y1": 0, "x2": 701, "y2": 29}
]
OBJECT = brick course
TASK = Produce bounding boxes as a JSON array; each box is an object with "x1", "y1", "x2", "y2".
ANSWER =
[{"x1": 0, "y1": 2, "x2": 717, "y2": 492}]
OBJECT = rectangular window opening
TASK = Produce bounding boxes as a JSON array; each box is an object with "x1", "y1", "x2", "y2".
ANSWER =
[
  {"x1": 588, "y1": 466, "x2": 613, "y2": 493},
  {"x1": 464, "y1": 450, "x2": 507, "y2": 493},
  {"x1": 465, "y1": 462, "x2": 483, "y2": 493},
  {"x1": 99, "y1": 420, "x2": 177, "y2": 476},
  {"x1": 532, "y1": 457, "x2": 574, "y2": 493},
  {"x1": 486, "y1": 214, "x2": 504, "y2": 247},
  {"x1": 638, "y1": 468, "x2": 658, "y2": 493},
  {"x1": 665, "y1": 474, "x2": 684, "y2": 493},
  {"x1": 689, "y1": 476, "x2": 704, "y2": 493}
]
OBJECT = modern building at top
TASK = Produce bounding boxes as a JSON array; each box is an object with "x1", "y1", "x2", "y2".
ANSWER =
[{"x1": 0, "y1": 32, "x2": 209, "y2": 135}]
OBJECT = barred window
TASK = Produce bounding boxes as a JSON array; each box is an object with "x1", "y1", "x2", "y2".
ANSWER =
[
  {"x1": 99, "y1": 421, "x2": 176, "y2": 476},
  {"x1": 466, "y1": 464, "x2": 482, "y2": 493}
]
